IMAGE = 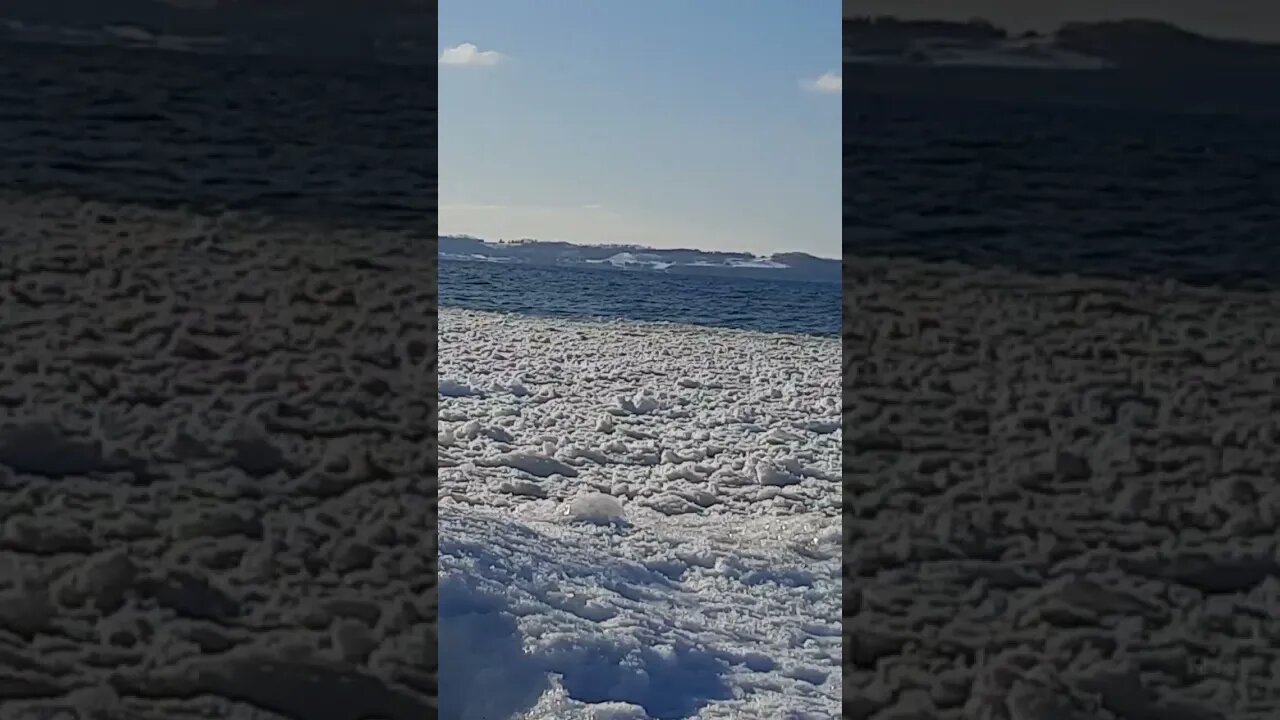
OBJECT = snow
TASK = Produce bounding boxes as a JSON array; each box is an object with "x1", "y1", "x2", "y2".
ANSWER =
[
  {"x1": 685, "y1": 257, "x2": 791, "y2": 270},
  {"x1": 844, "y1": 255, "x2": 1280, "y2": 718},
  {"x1": 562, "y1": 492, "x2": 627, "y2": 525},
  {"x1": 587, "y1": 252, "x2": 674, "y2": 271},
  {"x1": 439, "y1": 308, "x2": 841, "y2": 719},
  {"x1": 846, "y1": 35, "x2": 1115, "y2": 70},
  {"x1": 441, "y1": 237, "x2": 825, "y2": 279},
  {"x1": 440, "y1": 378, "x2": 484, "y2": 397},
  {"x1": 0, "y1": 193, "x2": 437, "y2": 719},
  {"x1": 440, "y1": 252, "x2": 519, "y2": 263},
  {"x1": 611, "y1": 253, "x2": 654, "y2": 267},
  {"x1": 725, "y1": 258, "x2": 790, "y2": 270},
  {"x1": 482, "y1": 450, "x2": 580, "y2": 479}
]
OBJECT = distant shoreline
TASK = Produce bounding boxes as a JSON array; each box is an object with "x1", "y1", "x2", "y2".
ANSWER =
[
  {"x1": 846, "y1": 16, "x2": 1280, "y2": 73},
  {"x1": 439, "y1": 236, "x2": 841, "y2": 284},
  {"x1": 844, "y1": 18, "x2": 1280, "y2": 114}
]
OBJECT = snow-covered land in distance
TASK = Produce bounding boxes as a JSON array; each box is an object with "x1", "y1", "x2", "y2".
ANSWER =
[
  {"x1": 440, "y1": 236, "x2": 840, "y2": 284},
  {"x1": 846, "y1": 17, "x2": 1280, "y2": 72},
  {"x1": 0, "y1": 0, "x2": 433, "y2": 62},
  {"x1": 439, "y1": 309, "x2": 841, "y2": 718},
  {"x1": 846, "y1": 19, "x2": 1280, "y2": 115}
]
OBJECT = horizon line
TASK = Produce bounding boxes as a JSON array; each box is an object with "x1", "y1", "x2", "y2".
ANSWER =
[
  {"x1": 439, "y1": 232, "x2": 841, "y2": 262},
  {"x1": 843, "y1": 13, "x2": 1277, "y2": 46}
]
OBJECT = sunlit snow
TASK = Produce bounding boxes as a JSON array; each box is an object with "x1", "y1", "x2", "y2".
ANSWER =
[{"x1": 438, "y1": 309, "x2": 841, "y2": 719}]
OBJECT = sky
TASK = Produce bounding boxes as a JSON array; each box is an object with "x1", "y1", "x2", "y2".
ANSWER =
[
  {"x1": 845, "y1": 0, "x2": 1280, "y2": 43},
  {"x1": 439, "y1": 0, "x2": 841, "y2": 258}
]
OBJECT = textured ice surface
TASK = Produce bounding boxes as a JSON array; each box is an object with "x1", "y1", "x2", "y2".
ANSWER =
[
  {"x1": 844, "y1": 256, "x2": 1280, "y2": 719},
  {"x1": 0, "y1": 194, "x2": 437, "y2": 719},
  {"x1": 439, "y1": 309, "x2": 841, "y2": 719}
]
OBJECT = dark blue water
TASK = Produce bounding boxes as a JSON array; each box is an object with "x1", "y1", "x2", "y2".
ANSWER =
[
  {"x1": 0, "y1": 39, "x2": 433, "y2": 232},
  {"x1": 440, "y1": 259, "x2": 840, "y2": 336},
  {"x1": 846, "y1": 80, "x2": 1280, "y2": 289}
]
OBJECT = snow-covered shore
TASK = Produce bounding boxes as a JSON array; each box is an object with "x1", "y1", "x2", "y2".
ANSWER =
[
  {"x1": 438, "y1": 309, "x2": 842, "y2": 719},
  {"x1": 16, "y1": 186, "x2": 1279, "y2": 718},
  {"x1": 0, "y1": 194, "x2": 437, "y2": 719},
  {"x1": 844, "y1": 256, "x2": 1280, "y2": 718}
]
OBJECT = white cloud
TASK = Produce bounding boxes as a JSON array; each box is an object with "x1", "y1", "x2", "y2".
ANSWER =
[
  {"x1": 802, "y1": 71, "x2": 842, "y2": 95},
  {"x1": 439, "y1": 42, "x2": 505, "y2": 67}
]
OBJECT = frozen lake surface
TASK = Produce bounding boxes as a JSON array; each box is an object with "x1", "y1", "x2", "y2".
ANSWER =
[
  {"x1": 439, "y1": 309, "x2": 842, "y2": 718},
  {"x1": 0, "y1": 194, "x2": 437, "y2": 719}
]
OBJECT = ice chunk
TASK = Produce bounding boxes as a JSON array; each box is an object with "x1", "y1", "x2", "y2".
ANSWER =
[
  {"x1": 561, "y1": 492, "x2": 626, "y2": 524},
  {"x1": 441, "y1": 379, "x2": 483, "y2": 398},
  {"x1": 754, "y1": 459, "x2": 803, "y2": 487},
  {"x1": 484, "y1": 451, "x2": 579, "y2": 479}
]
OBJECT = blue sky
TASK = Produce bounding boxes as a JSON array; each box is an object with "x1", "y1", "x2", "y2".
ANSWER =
[{"x1": 439, "y1": 0, "x2": 840, "y2": 258}]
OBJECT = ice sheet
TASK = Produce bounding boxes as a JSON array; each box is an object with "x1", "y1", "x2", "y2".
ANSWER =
[{"x1": 438, "y1": 309, "x2": 842, "y2": 719}]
